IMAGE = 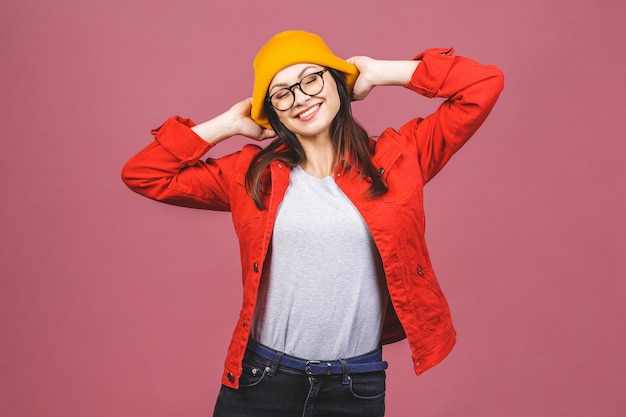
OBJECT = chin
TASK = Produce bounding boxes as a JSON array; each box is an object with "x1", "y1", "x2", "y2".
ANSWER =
[
  {"x1": 292, "y1": 116, "x2": 336, "y2": 138},
  {"x1": 292, "y1": 123, "x2": 332, "y2": 139}
]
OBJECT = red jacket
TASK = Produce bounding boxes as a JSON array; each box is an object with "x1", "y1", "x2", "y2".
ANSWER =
[{"x1": 122, "y1": 48, "x2": 504, "y2": 388}]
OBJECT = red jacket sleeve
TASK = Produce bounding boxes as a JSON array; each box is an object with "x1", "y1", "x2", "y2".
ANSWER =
[
  {"x1": 399, "y1": 47, "x2": 505, "y2": 183},
  {"x1": 121, "y1": 116, "x2": 239, "y2": 210}
]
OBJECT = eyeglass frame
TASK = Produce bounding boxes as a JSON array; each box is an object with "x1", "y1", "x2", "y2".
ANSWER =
[{"x1": 266, "y1": 68, "x2": 329, "y2": 111}]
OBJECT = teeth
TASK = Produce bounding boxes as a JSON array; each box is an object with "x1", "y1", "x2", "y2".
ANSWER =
[{"x1": 298, "y1": 104, "x2": 319, "y2": 119}]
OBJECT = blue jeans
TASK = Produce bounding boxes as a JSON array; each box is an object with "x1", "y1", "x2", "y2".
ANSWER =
[{"x1": 212, "y1": 344, "x2": 386, "y2": 417}]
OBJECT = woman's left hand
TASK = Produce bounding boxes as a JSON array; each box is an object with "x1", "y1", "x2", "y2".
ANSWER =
[
  {"x1": 347, "y1": 56, "x2": 378, "y2": 101},
  {"x1": 347, "y1": 56, "x2": 420, "y2": 101}
]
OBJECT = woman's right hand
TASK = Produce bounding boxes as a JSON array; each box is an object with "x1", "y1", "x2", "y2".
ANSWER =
[
  {"x1": 191, "y1": 98, "x2": 276, "y2": 145},
  {"x1": 226, "y1": 98, "x2": 276, "y2": 141}
]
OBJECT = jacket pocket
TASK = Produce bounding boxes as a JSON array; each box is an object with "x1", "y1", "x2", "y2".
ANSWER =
[
  {"x1": 374, "y1": 150, "x2": 420, "y2": 204},
  {"x1": 232, "y1": 172, "x2": 262, "y2": 225},
  {"x1": 413, "y1": 264, "x2": 449, "y2": 335}
]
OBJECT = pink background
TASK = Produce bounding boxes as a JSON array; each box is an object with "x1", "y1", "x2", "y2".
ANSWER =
[{"x1": 1, "y1": 0, "x2": 625, "y2": 416}]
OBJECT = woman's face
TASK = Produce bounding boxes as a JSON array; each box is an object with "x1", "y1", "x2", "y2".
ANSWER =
[{"x1": 267, "y1": 63, "x2": 340, "y2": 140}]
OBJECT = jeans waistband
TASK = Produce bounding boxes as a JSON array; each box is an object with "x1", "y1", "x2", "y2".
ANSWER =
[{"x1": 246, "y1": 339, "x2": 388, "y2": 376}]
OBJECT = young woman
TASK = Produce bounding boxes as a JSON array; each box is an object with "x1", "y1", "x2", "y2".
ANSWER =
[{"x1": 122, "y1": 30, "x2": 504, "y2": 417}]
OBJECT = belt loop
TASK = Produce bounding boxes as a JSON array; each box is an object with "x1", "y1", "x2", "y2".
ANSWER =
[
  {"x1": 269, "y1": 350, "x2": 283, "y2": 376},
  {"x1": 339, "y1": 358, "x2": 350, "y2": 385}
]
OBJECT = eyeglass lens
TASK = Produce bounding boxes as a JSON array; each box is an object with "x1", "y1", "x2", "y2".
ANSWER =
[{"x1": 269, "y1": 71, "x2": 325, "y2": 111}]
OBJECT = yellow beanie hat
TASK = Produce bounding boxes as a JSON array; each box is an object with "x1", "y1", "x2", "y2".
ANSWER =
[{"x1": 251, "y1": 30, "x2": 359, "y2": 128}]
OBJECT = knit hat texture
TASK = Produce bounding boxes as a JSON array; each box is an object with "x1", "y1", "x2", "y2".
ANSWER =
[{"x1": 251, "y1": 30, "x2": 359, "y2": 128}]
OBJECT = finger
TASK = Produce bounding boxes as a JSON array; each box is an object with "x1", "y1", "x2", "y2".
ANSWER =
[
  {"x1": 243, "y1": 98, "x2": 253, "y2": 113},
  {"x1": 350, "y1": 84, "x2": 364, "y2": 101},
  {"x1": 253, "y1": 128, "x2": 275, "y2": 141},
  {"x1": 262, "y1": 129, "x2": 276, "y2": 140}
]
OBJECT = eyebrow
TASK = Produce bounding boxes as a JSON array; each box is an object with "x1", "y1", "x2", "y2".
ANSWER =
[{"x1": 269, "y1": 65, "x2": 322, "y2": 93}]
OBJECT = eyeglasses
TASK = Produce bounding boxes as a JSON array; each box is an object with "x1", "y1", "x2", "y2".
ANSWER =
[{"x1": 267, "y1": 68, "x2": 329, "y2": 111}]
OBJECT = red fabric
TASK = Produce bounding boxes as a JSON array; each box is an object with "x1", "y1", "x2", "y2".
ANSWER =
[{"x1": 122, "y1": 48, "x2": 504, "y2": 388}]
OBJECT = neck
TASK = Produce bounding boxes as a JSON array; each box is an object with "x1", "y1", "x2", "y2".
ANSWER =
[{"x1": 297, "y1": 132, "x2": 337, "y2": 178}]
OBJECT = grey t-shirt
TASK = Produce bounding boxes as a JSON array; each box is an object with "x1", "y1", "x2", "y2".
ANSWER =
[{"x1": 251, "y1": 165, "x2": 388, "y2": 360}]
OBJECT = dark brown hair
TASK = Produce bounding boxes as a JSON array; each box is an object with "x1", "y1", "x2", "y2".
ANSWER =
[{"x1": 245, "y1": 68, "x2": 387, "y2": 209}]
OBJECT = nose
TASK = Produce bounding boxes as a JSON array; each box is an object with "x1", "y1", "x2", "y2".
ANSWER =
[{"x1": 291, "y1": 86, "x2": 311, "y2": 106}]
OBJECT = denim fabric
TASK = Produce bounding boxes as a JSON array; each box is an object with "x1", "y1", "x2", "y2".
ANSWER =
[{"x1": 213, "y1": 348, "x2": 386, "y2": 417}]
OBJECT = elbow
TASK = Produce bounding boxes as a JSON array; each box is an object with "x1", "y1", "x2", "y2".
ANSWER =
[
  {"x1": 120, "y1": 158, "x2": 145, "y2": 193},
  {"x1": 120, "y1": 160, "x2": 134, "y2": 188},
  {"x1": 482, "y1": 66, "x2": 505, "y2": 109},
  {"x1": 120, "y1": 162, "x2": 131, "y2": 186},
  {"x1": 492, "y1": 66, "x2": 505, "y2": 93},
  {"x1": 487, "y1": 65, "x2": 505, "y2": 95}
]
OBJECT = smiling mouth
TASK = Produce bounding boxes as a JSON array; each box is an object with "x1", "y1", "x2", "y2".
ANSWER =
[{"x1": 296, "y1": 103, "x2": 321, "y2": 119}]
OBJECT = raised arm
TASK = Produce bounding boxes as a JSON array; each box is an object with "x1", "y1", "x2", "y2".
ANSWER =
[
  {"x1": 121, "y1": 99, "x2": 276, "y2": 210},
  {"x1": 350, "y1": 48, "x2": 504, "y2": 182}
]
